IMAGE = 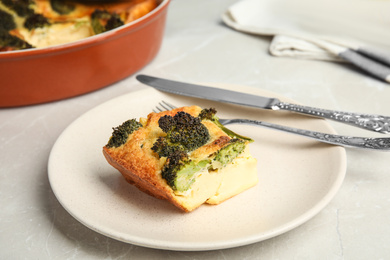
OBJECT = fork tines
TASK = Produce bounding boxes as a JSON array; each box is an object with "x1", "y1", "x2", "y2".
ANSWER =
[{"x1": 154, "y1": 101, "x2": 177, "y2": 113}]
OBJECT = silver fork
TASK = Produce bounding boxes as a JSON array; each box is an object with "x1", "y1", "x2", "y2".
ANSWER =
[{"x1": 155, "y1": 101, "x2": 390, "y2": 151}]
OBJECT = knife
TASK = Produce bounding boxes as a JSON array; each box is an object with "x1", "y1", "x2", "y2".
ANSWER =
[{"x1": 136, "y1": 74, "x2": 390, "y2": 134}]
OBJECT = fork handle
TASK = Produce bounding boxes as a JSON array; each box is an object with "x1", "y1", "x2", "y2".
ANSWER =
[
  {"x1": 274, "y1": 102, "x2": 390, "y2": 134},
  {"x1": 222, "y1": 118, "x2": 390, "y2": 151}
]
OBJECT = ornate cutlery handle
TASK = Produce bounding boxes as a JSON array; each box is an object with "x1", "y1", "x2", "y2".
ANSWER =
[
  {"x1": 274, "y1": 102, "x2": 390, "y2": 134},
  {"x1": 220, "y1": 118, "x2": 390, "y2": 151}
]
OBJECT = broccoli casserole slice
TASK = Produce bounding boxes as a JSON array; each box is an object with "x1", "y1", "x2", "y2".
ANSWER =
[
  {"x1": 103, "y1": 106, "x2": 258, "y2": 212},
  {"x1": 0, "y1": 0, "x2": 158, "y2": 51}
]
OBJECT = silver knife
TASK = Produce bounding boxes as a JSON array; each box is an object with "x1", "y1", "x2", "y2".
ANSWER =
[{"x1": 136, "y1": 74, "x2": 390, "y2": 134}]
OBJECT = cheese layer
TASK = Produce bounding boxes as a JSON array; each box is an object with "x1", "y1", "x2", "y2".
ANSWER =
[
  {"x1": 207, "y1": 156, "x2": 258, "y2": 204},
  {"x1": 173, "y1": 153, "x2": 258, "y2": 212}
]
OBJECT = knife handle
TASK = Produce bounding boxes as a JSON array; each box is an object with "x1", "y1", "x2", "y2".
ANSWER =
[{"x1": 276, "y1": 102, "x2": 390, "y2": 134}]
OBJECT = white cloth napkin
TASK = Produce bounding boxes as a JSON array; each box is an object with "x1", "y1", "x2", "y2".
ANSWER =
[
  {"x1": 222, "y1": 0, "x2": 390, "y2": 83},
  {"x1": 269, "y1": 35, "x2": 346, "y2": 62}
]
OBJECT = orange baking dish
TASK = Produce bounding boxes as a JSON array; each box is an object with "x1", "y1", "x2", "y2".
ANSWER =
[{"x1": 0, "y1": 0, "x2": 170, "y2": 107}]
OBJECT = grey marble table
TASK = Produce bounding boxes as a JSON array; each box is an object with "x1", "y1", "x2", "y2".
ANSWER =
[{"x1": 1, "y1": 0, "x2": 390, "y2": 259}]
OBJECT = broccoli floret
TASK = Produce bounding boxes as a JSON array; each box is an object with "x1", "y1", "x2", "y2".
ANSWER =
[
  {"x1": 162, "y1": 150, "x2": 209, "y2": 192},
  {"x1": 151, "y1": 136, "x2": 185, "y2": 158},
  {"x1": 0, "y1": 29, "x2": 33, "y2": 50},
  {"x1": 0, "y1": 10, "x2": 16, "y2": 31},
  {"x1": 1, "y1": 0, "x2": 34, "y2": 17},
  {"x1": 50, "y1": 0, "x2": 75, "y2": 15},
  {"x1": 213, "y1": 139, "x2": 246, "y2": 167},
  {"x1": 90, "y1": 9, "x2": 124, "y2": 35},
  {"x1": 91, "y1": 10, "x2": 110, "y2": 34},
  {"x1": 106, "y1": 119, "x2": 143, "y2": 148},
  {"x1": 199, "y1": 108, "x2": 253, "y2": 142},
  {"x1": 24, "y1": 13, "x2": 50, "y2": 30},
  {"x1": 105, "y1": 14, "x2": 124, "y2": 31},
  {"x1": 153, "y1": 111, "x2": 210, "y2": 156},
  {"x1": 198, "y1": 107, "x2": 217, "y2": 121}
]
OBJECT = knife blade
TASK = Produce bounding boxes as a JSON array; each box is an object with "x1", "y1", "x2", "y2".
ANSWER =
[{"x1": 136, "y1": 74, "x2": 390, "y2": 134}]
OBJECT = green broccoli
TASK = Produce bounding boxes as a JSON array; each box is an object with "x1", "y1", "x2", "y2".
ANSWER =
[
  {"x1": 0, "y1": 29, "x2": 33, "y2": 50},
  {"x1": 106, "y1": 119, "x2": 143, "y2": 148},
  {"x1": 199, "y1": 108, "x2": 253, "y2": 142},
  {"x1": 151, "y1": 136, "x2": 184, "y2": 158},
  {"x1": 152, "y1": 111, "x2": 210, "y2": 156},
  {"x1": 0, "y1": 9, "x2": 16, "y2": 31},
  {"x1": 50, "y1": 0, "x2": 75, "y2": 15},
  {"x1": 212, "y1": 138, "x2": 246, "y2": 167},
  {"x1": 1, "y1": 0, "x2": 35, "y2": 17},
  {"x1": 24, "y1": 13, "x2": 50, "y2": 30},
  {"x1": 90, "y1": 9, "x2": 124, "y2": 35},
  {"x1": 197, "y1": 107, "x2": 217, "y2": 121},
  {"x1": 161, "y1": 149, "x2": 210, "y2": 192}
]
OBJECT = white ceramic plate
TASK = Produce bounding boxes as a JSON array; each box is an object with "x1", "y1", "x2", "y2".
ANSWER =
[{"x1": 48, "y1": 84, "x2": 346, "y2": 251}]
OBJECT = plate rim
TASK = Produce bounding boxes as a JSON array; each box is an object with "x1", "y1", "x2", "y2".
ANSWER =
[{"x1": 48, "y1": 84, "x2": 347, "y2": 251}]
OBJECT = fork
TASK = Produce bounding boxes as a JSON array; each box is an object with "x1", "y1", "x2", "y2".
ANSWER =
[{"x1": 155, "y1": 101, "x2": 390, "y2": 151}]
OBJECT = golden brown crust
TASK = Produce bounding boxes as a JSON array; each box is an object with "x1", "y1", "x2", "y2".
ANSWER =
[{"x1": 103, "y1": 147, "x2": 191, "y2": 212}]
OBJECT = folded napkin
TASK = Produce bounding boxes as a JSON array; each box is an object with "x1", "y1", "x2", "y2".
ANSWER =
[
  {"x1": 269, "y1": 35, "x2": 345, "y2": 62},
  {"x1": 222, "y1": 0, "x2": 390, "y2": 83}
]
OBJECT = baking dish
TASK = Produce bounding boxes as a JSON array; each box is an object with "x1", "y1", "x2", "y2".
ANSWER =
[{"x1": 0, "y1": 0, "x2": 170, "y2": 107}]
